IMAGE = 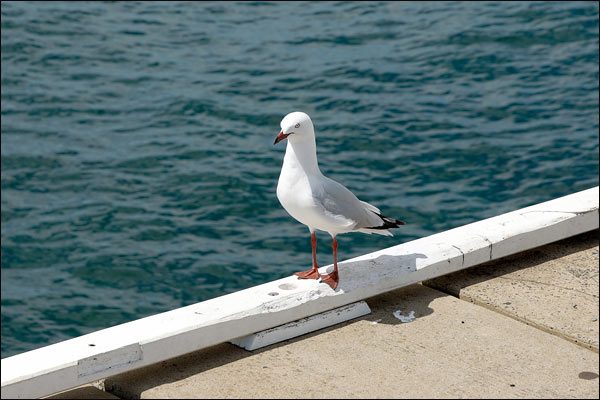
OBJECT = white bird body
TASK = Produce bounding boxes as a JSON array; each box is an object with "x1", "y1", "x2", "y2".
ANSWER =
[
  {"x1": 273, "y1": 111, "x2": 404, "y2": 289},
  {"x1": 276, "y1": 112, "x2": 402, "y2": 237}
]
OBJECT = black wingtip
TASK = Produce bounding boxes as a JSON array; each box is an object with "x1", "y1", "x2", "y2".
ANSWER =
[{"x1": 366, "y1": 213, "x2": 406, "y2": 230}]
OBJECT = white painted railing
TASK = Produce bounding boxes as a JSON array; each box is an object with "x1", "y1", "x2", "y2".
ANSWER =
[{"x1": 2, "y1": 186, "x2": 598, "y2": 399}]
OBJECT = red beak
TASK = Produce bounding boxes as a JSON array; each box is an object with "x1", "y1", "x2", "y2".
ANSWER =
[{"x1": 274, "y1": 130, "x2": 290, "y2": 145}]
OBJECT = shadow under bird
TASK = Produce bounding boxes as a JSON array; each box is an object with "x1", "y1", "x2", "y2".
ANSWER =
[{"x1": 274, "y1": 111, "x2": 405, "y2": 289}]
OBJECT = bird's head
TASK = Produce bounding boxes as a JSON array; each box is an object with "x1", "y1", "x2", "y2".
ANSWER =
[{"x1": 274, "y1": 111, "x2": 315, "y2": 145}]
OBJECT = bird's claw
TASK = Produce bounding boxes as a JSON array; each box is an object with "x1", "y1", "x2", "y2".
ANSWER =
[
  {"x1": 319, "y1": 272, "x2": 339, "y2": 290},
  {"x1": 294, "y1": 268, "x2": 321, "y2": 280}
]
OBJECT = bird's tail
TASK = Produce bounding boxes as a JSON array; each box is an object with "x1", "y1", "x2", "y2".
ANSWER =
[
  {"x1": 372, "y1": 213, "x2": 406, "y2": 229},
  {"x1": 358, "y1": 228, "x2": 395, "y2": 236},
  {"x1": 361, "y1": 212, "x2": 406, "y2": 236}
]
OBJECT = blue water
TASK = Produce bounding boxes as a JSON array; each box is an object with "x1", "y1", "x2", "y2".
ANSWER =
[{"x1": 1, "y1": 1, "x2": 598, "y2": 358}]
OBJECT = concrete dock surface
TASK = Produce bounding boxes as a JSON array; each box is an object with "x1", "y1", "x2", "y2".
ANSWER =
[
  {"x1": 49, "y1": 230, "x2": 599, "y2": 399},
  {"x1": 425, "y1": 229, "x2": 599, "y2": 352}
]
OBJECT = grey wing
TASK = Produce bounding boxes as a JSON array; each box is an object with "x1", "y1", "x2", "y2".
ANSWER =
[{"x1": 317, "y1": 177, "x2": 384, "y2": 229}]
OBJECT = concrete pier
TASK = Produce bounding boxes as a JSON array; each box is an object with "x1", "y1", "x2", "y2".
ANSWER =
[
  {"x1": 59, "y1": 229, "x2": 598, "y2": 399},
  {"x1": 425, "y1": 230, "x2": 599, "y2": 352}
]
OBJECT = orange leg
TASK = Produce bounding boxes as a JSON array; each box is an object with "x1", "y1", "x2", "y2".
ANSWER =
[
  {"x1": 295, "y1": 232, "x2": 320, "y2": 280},
  {"x1": 320, "y1": 236, "x2": 339, "y2": 289}
]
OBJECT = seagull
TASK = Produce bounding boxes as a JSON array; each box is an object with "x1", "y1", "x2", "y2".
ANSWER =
[{"x1": 274, "y1": 111, "x2": 405, "y2": 290}]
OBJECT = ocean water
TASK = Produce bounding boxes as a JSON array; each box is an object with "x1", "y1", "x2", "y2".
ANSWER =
[{"x1": 1, "y1": 1, "x2": 598, "y2": 358}]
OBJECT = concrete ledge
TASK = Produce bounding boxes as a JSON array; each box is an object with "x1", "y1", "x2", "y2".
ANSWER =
[
  {"x1": 425, "y1": 229, "x2": 599, "y2": 352},
  {"x1": 104, "y1": 284, "x2": 599, "y2": 399},
  {"x1": 2, "y1": 187, "x2": 598, "y2": 398}
]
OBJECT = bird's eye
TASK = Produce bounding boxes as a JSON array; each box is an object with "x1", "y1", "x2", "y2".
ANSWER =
[{"x1": 295, "y1": 123, "x2": 300, "y2": 128}]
